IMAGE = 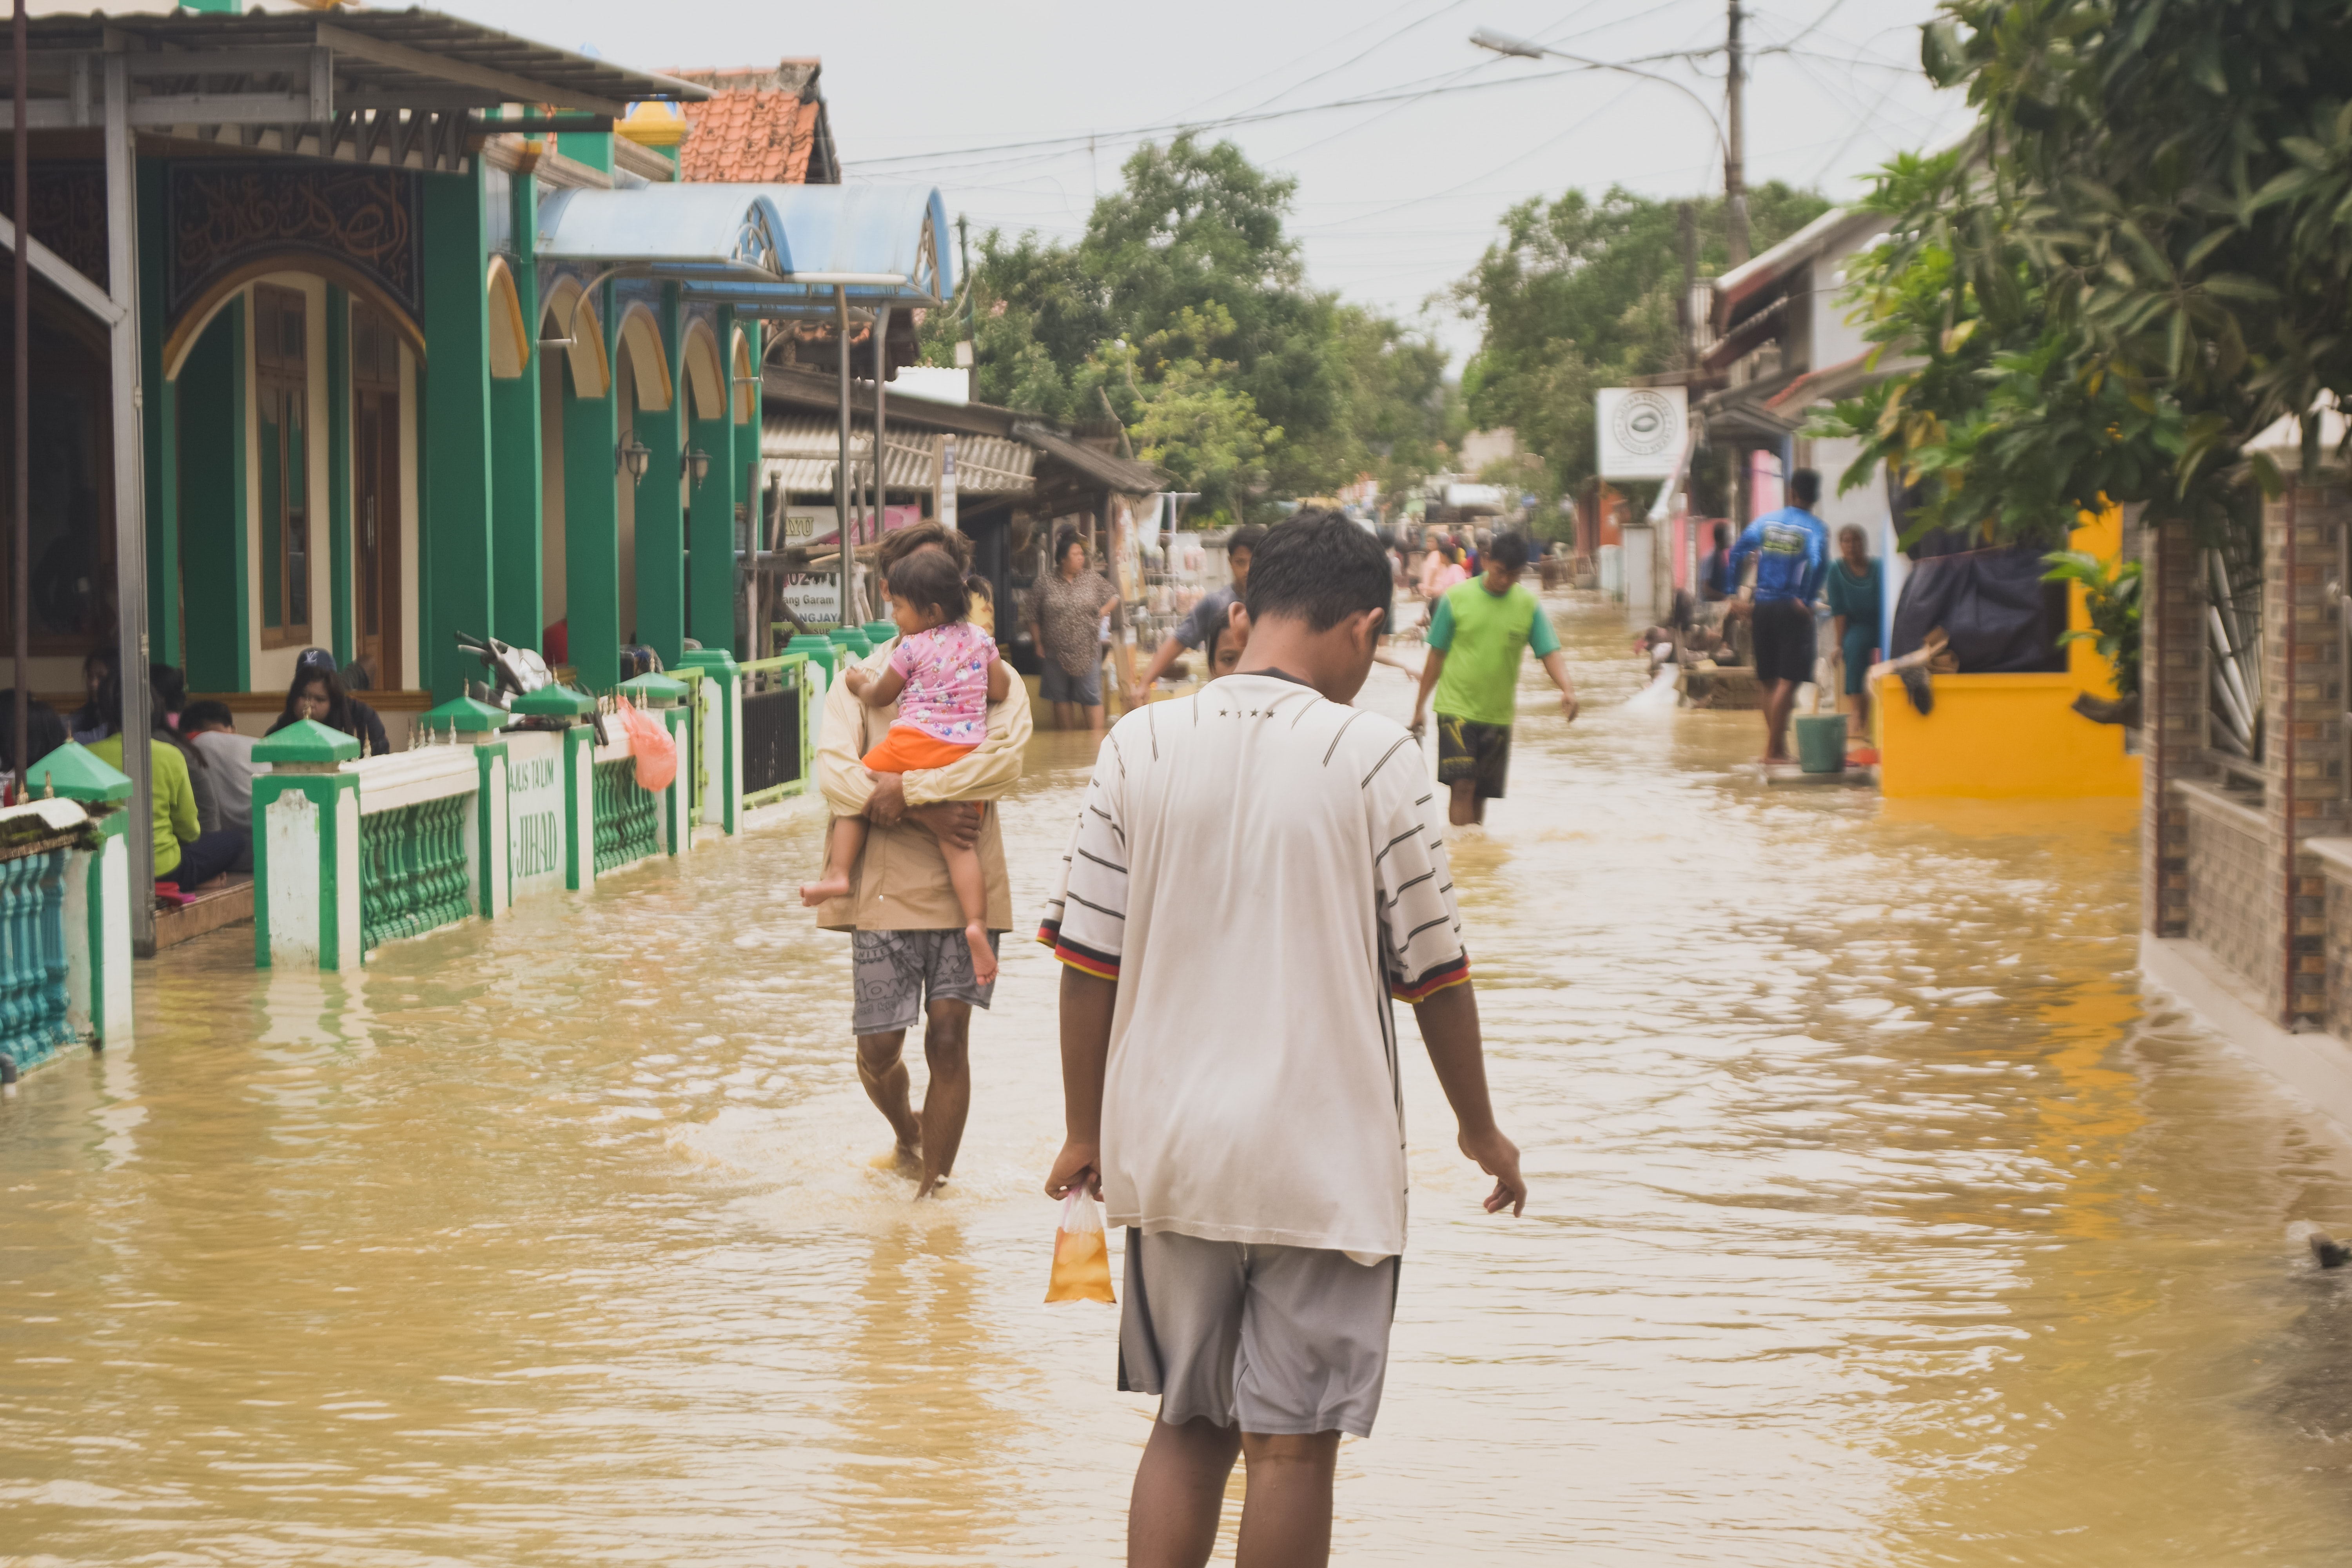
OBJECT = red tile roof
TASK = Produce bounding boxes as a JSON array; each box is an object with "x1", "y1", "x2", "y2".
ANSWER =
[{"x1": 667, "y1": 60, "x2": 838, "y2": 185}]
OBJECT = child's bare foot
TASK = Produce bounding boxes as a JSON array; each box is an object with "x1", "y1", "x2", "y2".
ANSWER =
[
  {"x1": 800, "y1": 872, "x2": 850, "y2": 907},
  {"x1": 965, "y1": 920, "x2": 998, "y2": 985}
]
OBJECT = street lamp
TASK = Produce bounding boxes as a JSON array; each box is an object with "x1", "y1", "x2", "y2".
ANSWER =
[
  {"x1": 1469, "y1": 25, "x2": 1726, "y2": 158},
  {"x1": 682, "y1": 446, "x2": 712, "y2": 485},
  {"x1": 617, "y1": 430, "x2": 652, "y2": 482}
]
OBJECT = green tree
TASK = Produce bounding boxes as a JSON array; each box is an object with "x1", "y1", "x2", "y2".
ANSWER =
[
  {"x1": 1453, "y1": 184, "x2": 1828, "y2": 501},
  {"x1": 920, "y1": 134, "x2": 1458, "y2": 520},
  {"x1": 1811, "y1": 0, "x2": 2352, "y2": 549}
]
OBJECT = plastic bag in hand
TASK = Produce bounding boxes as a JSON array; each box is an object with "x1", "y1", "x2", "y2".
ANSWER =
[
  {"x1": 1045, "y1": 1187, "x2": 1116, "y2": 1304},
  {"x1": 618, "y1": 696, "x2": 678, "y2": 793}
]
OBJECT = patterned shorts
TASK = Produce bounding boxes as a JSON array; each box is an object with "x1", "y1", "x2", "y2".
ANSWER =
[
  {"x1": 851, "y1": 928, "x2": 1000, "y2": 1036},
  {"x1": 1435, "y1": 713, "x2": 1513, "y2": 800}
]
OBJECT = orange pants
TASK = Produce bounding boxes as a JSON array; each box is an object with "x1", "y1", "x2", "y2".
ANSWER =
[{"x1": 862, "y1": 726, "x2": 978, "y2": 773}]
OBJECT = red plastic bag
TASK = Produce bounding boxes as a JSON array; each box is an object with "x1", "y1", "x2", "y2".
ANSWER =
[
  {"x1": 1045, "y1": 1187, "x2": 1116, "y2": 1304},
  {"x1": 617, "y1": 696, "x2": 678, "y2": 792}
]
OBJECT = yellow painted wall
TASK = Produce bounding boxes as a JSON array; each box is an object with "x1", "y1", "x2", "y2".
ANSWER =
[{"x1": 1876, "y1": 505, "x2": 2142, "y2": 800}]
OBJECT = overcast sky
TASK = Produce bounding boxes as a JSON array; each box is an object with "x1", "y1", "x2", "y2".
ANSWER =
[{"x1": 466, "y1": 0, "x2": 1970, "y2": 363}]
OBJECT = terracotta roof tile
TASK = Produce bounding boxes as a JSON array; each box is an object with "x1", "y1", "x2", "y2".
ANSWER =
[{"x1": 679, "y1": 90, "x2": 824, "y2": 183}]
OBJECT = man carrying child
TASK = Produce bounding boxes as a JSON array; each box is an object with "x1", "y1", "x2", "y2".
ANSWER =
[{"x1": 812, "y1": 522, "x2": 1031, "y2": 1199}]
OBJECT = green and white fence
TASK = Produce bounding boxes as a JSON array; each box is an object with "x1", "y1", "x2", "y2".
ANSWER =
[
  {"x1": 0, "y1": 745, "x2": 146, "y2": 1076},
  {"x1": 737, "y1": 652, "x2": 817, "y2": 813},
  {"x1": 251, "y1": 657, "x2": 801, "y2": 971}
]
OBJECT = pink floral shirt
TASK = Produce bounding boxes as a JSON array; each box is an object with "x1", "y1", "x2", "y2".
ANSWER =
[{"x1": 887, "y1": 620, "x2": 996, "y2": 745}]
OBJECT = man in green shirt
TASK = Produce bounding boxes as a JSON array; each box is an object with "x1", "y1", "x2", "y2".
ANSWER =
[{"x1": 1408, "y1": 532, "x2": 1579, "y2": 825}]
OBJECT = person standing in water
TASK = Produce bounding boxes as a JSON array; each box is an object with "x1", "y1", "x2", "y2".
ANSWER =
[
  {"x1": 1044, "y1": 509, "x2": 1525, "y2": 1568},
  {"x1": 1724, "y1": 468, "x2": 1831, "y2": 764},
  {"x1": 1407, "y1": 531, "x2": 1579, "y2": 827},
  {"x1": 1125, "y1": 524, "x2": 1265, "y2": 707},
  {"x1": 1824, "y1": 524, "x2": 1882, "y2": 744}
]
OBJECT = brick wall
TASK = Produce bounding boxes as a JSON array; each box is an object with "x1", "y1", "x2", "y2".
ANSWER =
[
  {"x1": 2263, "y1": 483, "x2": 2348, "y2": 1027},
  {"x1": 2326, "y1": 867, "x2": 2352, "y2": 1042}
]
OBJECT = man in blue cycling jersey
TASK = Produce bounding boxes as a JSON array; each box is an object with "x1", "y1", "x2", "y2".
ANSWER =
[{"x1": 1726, "y1": 469, "x2": 1831, "y2": 764}]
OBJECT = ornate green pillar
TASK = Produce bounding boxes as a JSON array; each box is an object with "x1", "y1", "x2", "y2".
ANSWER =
[
  {"x1": 178, "y1": 299, "x2": 248, "y2": 693},
  {"x1": 420, "y1": 167, "x2": 496, "y2": 700},
  {"x1": 326, "y1": 283, "x2": 352, "y2": 665},
  {"x1": 731, "y1": 318, "x2": 763, "y2": 657},
  {"x1": 687, "y1": 304, "x2": 737, "y2": 655},
  {"x1": 491, "y1": 170, "x2": 543, "y2": 652},
  {"x1": 561, "y1": 282, "x2": 620, "y2": 690},
  {"x1": 631, "y1": 283, "x2": 685, "y2": 668}
]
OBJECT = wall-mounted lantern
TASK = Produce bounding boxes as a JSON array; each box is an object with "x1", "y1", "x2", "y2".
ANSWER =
[
  {"x1": 617, "y1": 430, "x2": 652, "y2": 482},
  {"x1": 682, "y1": 446, "x2": 713, "y2": 486}
]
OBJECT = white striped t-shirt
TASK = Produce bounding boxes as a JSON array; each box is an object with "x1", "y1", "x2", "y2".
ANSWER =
[{"x1": 1039, "y1": 671, "x2": 1469, "y2": 1259}]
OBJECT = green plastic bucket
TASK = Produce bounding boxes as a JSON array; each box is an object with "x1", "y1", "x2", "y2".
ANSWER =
[{"x1": 1793, "y1": 714, "x2": 1847, "y2": 774}]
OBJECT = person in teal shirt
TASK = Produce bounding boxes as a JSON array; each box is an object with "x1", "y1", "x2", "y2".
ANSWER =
[
  {"x1": 1408, "y1": 532, "x2": 1579, "y2": 826},
  {"x1": 1823, "y1": 524, "x2": 1883, "y2": 742}
]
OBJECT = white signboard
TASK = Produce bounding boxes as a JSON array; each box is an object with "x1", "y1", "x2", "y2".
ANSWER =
[
  {"x1": 781, "y1": 506, "x2": 836, "y2": 546},
  {"x1": 505, "y1": 731, "x2": 566, "y2": 900},
  {"x1": 779, "y1": 572, "x2": 844, "y2": 628},
  {"x1": 1596, "y1": 387, "x2": 1688, "y2": 480}
]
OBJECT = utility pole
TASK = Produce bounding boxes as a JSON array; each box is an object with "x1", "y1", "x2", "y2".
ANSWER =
[
  {"x1": 1677, "y1": 201, "x2": 1699, "y2": 368},
  {"x1": 1725, "y1": 0, "x2": 1748, "y2": 266}
]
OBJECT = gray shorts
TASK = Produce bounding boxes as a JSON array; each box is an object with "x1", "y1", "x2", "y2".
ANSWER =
[
  {"x1": 1040, "y1": 658, "x2": 1103, "y2": 707},
  {"x1": 1117, "y1": 1228, "x2": 1399, "y2": 1439},
  {"x1": 850, "y1": 928, "x2": 998, "y2": 1035}
]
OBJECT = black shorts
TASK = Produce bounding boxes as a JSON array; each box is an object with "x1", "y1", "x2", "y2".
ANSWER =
[
  {"x1": 1436, "y1": 714, "x2": 1512, "y2": 799},
  {"x1": 1752, "y1": 597, "x2": 1818, "y2": 685}
]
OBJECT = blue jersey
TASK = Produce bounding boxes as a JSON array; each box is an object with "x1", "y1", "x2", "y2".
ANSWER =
[{"x1": 1727, "y1": 507, "x2": 1830, "y2": 604}]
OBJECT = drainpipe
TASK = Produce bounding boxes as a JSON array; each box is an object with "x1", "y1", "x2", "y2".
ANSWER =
[{"x1": 834, "y1": 285, "x2": 851, "y2": 628}]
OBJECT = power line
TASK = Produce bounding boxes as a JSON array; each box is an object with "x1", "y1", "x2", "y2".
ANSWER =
[
  {"x1": 1229, "y1": 0, "x2": 1483, "y2": 119},
  {"x1": 844, "y1": 55, "x2": 1697, "y2": 172},
  {"x1": 1161, "y1": 0, "x2": 1442, "y2": 122},
  {"x1": 1261, "y1": 58, "x2": 1503, "y2": 165}
]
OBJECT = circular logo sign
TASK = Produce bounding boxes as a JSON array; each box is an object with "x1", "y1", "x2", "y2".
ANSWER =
[{"x1": 1612, "y1": 390, "x2": 1678, "y2": 458}]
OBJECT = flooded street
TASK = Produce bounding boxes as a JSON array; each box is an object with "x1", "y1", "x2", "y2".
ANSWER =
[{"x1": 7, "y1": 599, "x2": 2352, "y2": 1565}]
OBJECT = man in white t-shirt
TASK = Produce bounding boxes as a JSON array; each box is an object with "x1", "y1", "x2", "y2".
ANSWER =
[
  {"x1": 180, "y1": 701, "x2": 262, "y2": 871},
  {"x1": 1042, "y1": 509, "x2": 1527, "y2": 1568}
]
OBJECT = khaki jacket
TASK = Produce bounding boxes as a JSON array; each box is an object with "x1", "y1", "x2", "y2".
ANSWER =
[{"x1": 814, "y1": 639, "x2": 1032, "y2": 933}]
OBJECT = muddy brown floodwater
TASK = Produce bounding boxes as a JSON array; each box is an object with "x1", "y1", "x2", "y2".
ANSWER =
[{"x1": 6, "y1": 601, "x2": 2352, "y2": 1565}]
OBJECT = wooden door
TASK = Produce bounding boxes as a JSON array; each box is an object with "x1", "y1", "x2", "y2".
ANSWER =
[{"x1": 351, "y1": 303, "x2": 401, "y2": 687}]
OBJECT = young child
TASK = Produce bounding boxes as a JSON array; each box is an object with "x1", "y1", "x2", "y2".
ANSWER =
[{"x1": 800, "y1": 548, "x2": 1010, "y2": 982}]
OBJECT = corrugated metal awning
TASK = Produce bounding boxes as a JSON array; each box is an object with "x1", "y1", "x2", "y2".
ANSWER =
[
  {"x1": 682, "y1": 185, "x2": 952, "y2": 312},
  {"x1": 760, "y1": 414, "x2": 1034, "y2": 496},
  {"x1": 17, "y1": 11, "x2": 708, "y2": 118},
  {"x1": 537, "y1": 187, "x2": 783, "y2": 281}
]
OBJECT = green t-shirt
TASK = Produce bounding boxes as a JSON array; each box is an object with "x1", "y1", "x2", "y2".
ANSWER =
[
  {"x1": 89, "y1": 733, "x2": 198, "y2": 877},
  {"x1": 1427, "y1": 579, "x2": 1560, "y2": 727}
]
